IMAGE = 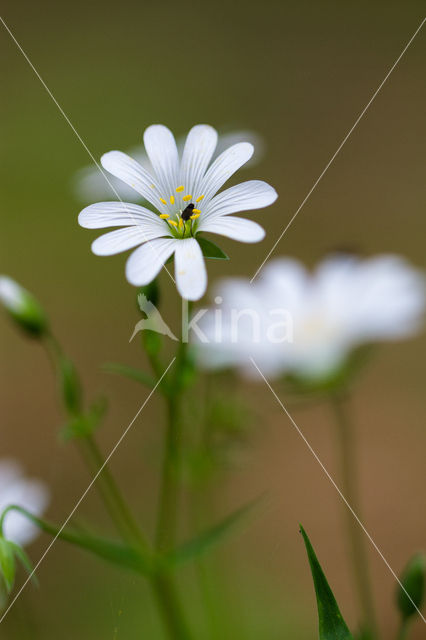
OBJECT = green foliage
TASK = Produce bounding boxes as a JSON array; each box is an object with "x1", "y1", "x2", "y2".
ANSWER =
[
  {"x1": 59, "y1": 356, "x2": 83, "y2": 414},
  {"x1": 166, "y1": 497, "x2": 261, "y2": 568},
  {"x1": 0, "y1": 538, "x2": 16, "y2": 594},
  {"x1": 138, "y1": 280, "x2": 160, "y2": 307},
  {"x1": 196, "y1": 236, "x2": 229, "y2": 260},
  {"x1": 103, "y1": 362, "x2": 157, "y2": 389},
  {"x1": 396, "y1": 553, "x2": 426, "y2": 621},
  {"x1": 300, "y1": 525, "x2": 353, "y2": 640},
  {"x1": 61, "y1": 395, "x2": 107, "y2": 440}
]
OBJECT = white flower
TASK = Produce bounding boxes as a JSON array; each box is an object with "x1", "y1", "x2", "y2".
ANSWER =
[
  {"x1": 74, "y1": 130, "x2": 265, "y2": 202},
  {"x1": 0, "y1": 460, "x2": 49, "y2": 547},
  {"x1": 78, "y1": 124, "x2": 277, "y2": 301},
  {"x1": 194, "y1": 254, "x2": 425, "y2": 381}
]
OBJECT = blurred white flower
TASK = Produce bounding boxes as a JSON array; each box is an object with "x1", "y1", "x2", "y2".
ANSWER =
[
  {"x1": 0, "y1": 460, "x2": 49, "y2": 547},
  {"x1": 194, "y1": 254, "x2": 425, "y2": 381},
  {"x1": 74, "y1": 130, "x2": 265, "y2": 203},
  {"x1": 79, "y1": 124, "x2": 277, "y2": 300}
]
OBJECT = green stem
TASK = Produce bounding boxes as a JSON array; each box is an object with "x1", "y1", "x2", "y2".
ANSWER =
[
  {"x1": 332, "y1": 393, "x2": 379, "y2": 639},
  {"x1": 396, "y1": 619, "x2": 410, "y2": 640},
  {"x1": 152, "y1": 574, "x2": 194, "y2": 640},
  {"x1": 79, "y1": 436, "x2": 149, "y2": 552}
]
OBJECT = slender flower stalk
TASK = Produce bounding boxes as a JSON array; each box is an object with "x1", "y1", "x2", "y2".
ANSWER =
[
  {"x1": 332, "y1": 393, "x2": 379, "y2": 639},
  {"x1": 396, "y1": 619, "x2": 409, "y2": 640}
]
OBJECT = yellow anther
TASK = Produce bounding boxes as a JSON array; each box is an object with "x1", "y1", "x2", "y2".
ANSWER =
[
  {"x1": 179, "y1": 218, "x2": 184, "y2": 228},
  {"x1": 160, "y1": 214, "x2": 169, "y2": 219},
  {"x1": 192, "y1": 208, "x2": 201, "y2": 214},
  {"x1": 196, "y1": 195, "x2": 205, "y2": 202},
  {"x1": 190, "y1": 213, "x2": 200, "y2": 220},
  {"x1": 168, "y1": 220, "x2": 178, "y2": 227},
  {"x1": 182, "y1": 194, "x2": 192, "y2": 202},
  {"x1": 170, "y1": 195, "x2": 175, "y2": 205},
  {"x1": 159, "y1": 197, "x2": 167, "y2": 204},
  {"x1": 176, "y1": 185, "x2": 185, "y2": 193}
]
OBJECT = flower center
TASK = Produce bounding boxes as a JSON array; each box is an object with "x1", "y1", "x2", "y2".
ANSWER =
[{"x1": 158, "y1": 185, "x2": 204, "y2": 238}]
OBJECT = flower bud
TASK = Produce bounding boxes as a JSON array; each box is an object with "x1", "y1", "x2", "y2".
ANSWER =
[
  {"x1": 0, "y1": 276, "x2": 48, "y2": 337},
  {"x1": 396, "y1": 552, "x2": 426, "y2": 620}
]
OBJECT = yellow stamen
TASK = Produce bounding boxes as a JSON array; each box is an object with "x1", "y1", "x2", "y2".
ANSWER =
[
  {"x1": 176, "y1": 185, "x2": 185, "y2": 193},
  {"x1": 196, "y1": 195, "x2": 205, "y2": 202},
  {"x1": 160, "y1": 214, "x2": 169, "y2": 219},
  {"x1": 182, "y1": 194, "x2": 192, "y2": 202},
  {"x1": 168, "y1": 220, "x2": 178, "y2": 227},
  {"x1": 170, "y1": 195, "x2": 175, "y2": 205},
  {"x1": 179, "y1": 218, "x2": 184, "y2": 228},
  {"x1": 190, "y1": 213, "x2": 200, "y2": 220},
  {"x1": 192, "y1": 208, "x2": 201, "y2": 214},
  {"x1": 159, "y1": 197, "x2": 167, "y2": 204}
]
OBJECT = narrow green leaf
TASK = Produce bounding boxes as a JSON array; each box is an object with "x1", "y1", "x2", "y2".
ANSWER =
[
  {"x1": 103, "y1": 363, "x2": 156, "y2": 389},
  {"x1": 0, "y1": 539, "x2": 16, "y2": 593},
  {"x1": 1, "y1": 506, "x2": 152, "y2": 577},
  {"x1": 9, "y1": 542, "x2": 38, "y2": 587},
  {"x1": 300, "y1": 525, "x2": 353, "y2": 640},
  {"x1": 167, "y1": 497, "x2": 261, "y2": 567},
  {"x1": 196, "y1": 236, "x2": 229, "y2": 260}
]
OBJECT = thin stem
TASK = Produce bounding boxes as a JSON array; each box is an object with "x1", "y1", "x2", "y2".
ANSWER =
[
  {"x1": 396, "y1": 619, "x2": 410, "y2": 640},
  {"x1": 79, "y1": 436, "x2": 149, "y2": 552},
  {"x1": 332, "y1": 393, "x2": 379, "y2": 639},
  {"x1": 152, "y1": 574, "x2": 194, "y2": 640}
]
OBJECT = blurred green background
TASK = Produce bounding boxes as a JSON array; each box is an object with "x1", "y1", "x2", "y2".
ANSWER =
[{"x1": 1, "y1": 0, "x2": 425, "y2": 637}]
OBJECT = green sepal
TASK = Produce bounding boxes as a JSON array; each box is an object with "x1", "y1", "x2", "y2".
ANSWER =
[
  {"x1": 196, "y1": 236, "x2": 229, "y2": 260},
  {"x1": 396, "y1": 552, "x2": 425, "y2": 621},
  {"x1": 61, "y1": 395, "x2": 107, "y2": 441},
  {"x1": 300, "y1": 525, "x2": 353, "y2": 639},
  {"x1": 103, "y1": 363, "x2": 157, "y2": 389},
  {"x1": 165, "y1": 497, "x2": 261, "y2": 568}
]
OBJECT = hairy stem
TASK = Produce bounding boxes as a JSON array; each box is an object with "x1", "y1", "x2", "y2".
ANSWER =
[{"x1": 332, "y1": 393, "x2": 379, "y2": 639}]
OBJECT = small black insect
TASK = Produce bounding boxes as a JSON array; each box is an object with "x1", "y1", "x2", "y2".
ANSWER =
[{"x1": 181, "y1": 203, "x2": 195, "y2": 221}]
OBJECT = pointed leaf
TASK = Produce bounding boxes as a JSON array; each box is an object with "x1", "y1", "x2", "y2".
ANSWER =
[
  {"x1": 196, "y1": 236, "x2": 229, "y2": 260},
  {"x1": 167, "y1": 497, "x2": 261, "y2": 567},
  {"x1": 300, "y1": 525, "x2": 353, "y2": 639},
  {"x1": 103, "y1": 363, "x2": 156, "y2": 389}
]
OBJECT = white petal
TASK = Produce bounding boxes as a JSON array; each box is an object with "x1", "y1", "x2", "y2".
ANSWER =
[
  {"x1": 199, "y1": 143, "x2": 254, "y2": 204},
  {"x1": 198, "y1": 216, "x2": 265, "y2": 243},
  {"x1": 143, "y1": 125, "x2": 179, "y2": 197},
  {"x1": 79, "y1": 202, "x2": 163, "y2": 229},
  {"x1": 174, "y1": 239, "x2": 207, "y2": 301},
  {"x1": 101, "y1": 151, "x2": 164, "y2": 211},
  {"x1": 126, "y1": 238, "x2": 177, "y2": 286},
  {"x1": 202, "y1": 180, "x2": 277, "y2": 221},
  {"x1": 1, "y1": 476, "x2": 49, "y2": 547},
  {"x1": 180, "y1": 125, "x2": 218, "y2": 195},
  {"x1": 92, "y1": 225, "x2": 169, "y2": 256}
]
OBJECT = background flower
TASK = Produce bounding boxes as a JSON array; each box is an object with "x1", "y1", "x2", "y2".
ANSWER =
[
  {"x1": 194, "y1": 254, "x2": 426, "y2": 381},
  {"x1": 0, "y1": 460, "x2": 49, "y2": 547}
]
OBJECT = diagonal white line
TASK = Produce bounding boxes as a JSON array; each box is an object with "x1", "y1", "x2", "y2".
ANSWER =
[
  {"x1": 0, "y1": 15, "x2": 176, "y2": 284},
  {"x1": 251, "y1": 17, "x2": 426, "y2": 283},
  {"x1": 250, "y1": 357, "x2": 426, "y2": 624},
  {"x1": 0, "y1": 357, "x2": 176, "y2": 625}
]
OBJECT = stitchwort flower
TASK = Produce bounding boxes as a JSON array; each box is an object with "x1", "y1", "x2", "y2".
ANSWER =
[
  {"x1": 194, "y1": 254, "x2": 425, "y2": 382},
  {"x1": 78, "y1": 124, "x2": 277, "y2": 300}
]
